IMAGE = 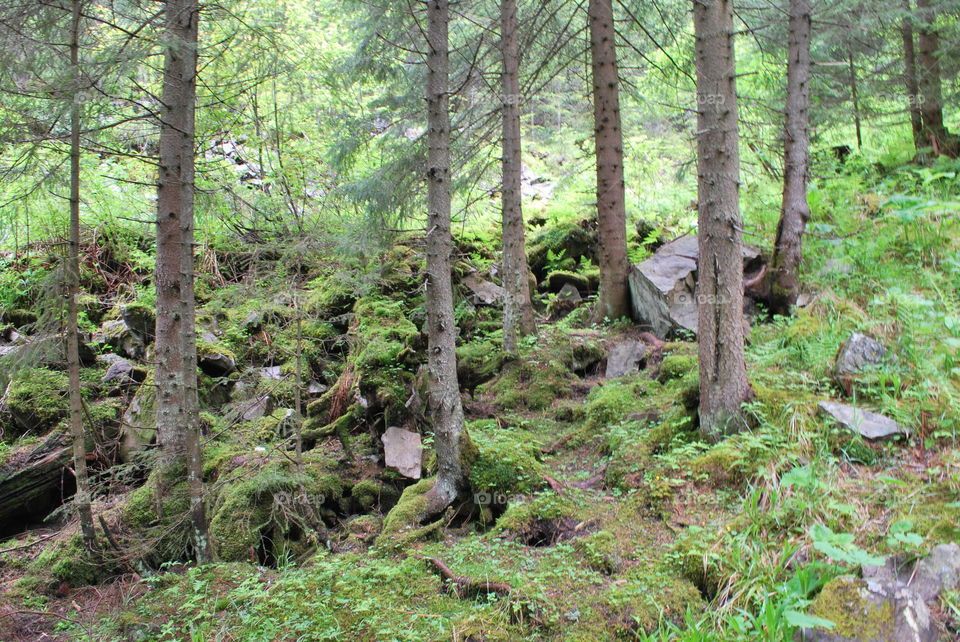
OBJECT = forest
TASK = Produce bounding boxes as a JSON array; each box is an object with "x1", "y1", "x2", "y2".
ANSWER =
[{"x1": 0, "y1": 0, "x2": 958, "y2": 639}]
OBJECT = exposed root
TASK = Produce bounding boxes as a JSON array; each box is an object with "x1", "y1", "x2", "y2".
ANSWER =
[{"x1": 417, "y1": 556, "x2": 512, "y2": 599}]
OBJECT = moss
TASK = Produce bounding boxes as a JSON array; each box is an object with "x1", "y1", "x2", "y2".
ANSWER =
[
  {"x1": 351, "y1": 479, "x2": 395, "y2": 512},
  {"x1": 1, "y1": 308, "x2": 38, "y2": 328},
  {"x1": 894, "y1": 482, "x2": 960, "y2": 543},
  {"x1": 376, "y1": 478, "x2": 438, "y2": 546},
  {"x1": 584, "y1": 377, "x2": 659, "y2": 430},
  {"x1": 603, "y1": 567, "x2": 703, "y2": 634},
  {"x1": 351, "y1": 297, "x2": 418, "y2": 370},
  {"x1": 657, "y1": 354, "x2": 697, "y2": 382},
  {"x1": 482, "y1": 358, "x2": 574, "y2": 411},
  {"x1": 468, "y1": 422, "x2": 545, "y2": 498},
  {"x1": 456, "y1": 339, "x2": 509, "y2": 393},
  {"x1": 544, "y1": 271, "x2": 590, "y2": 294},
  {"x1": 689, "y1": 442, "x2": 749, "y2": 487},
  {"x1": 604, "y1": 442, "x2": 654, "y2": 491},
  {"x1": 305, "y1": 274, "x2": 359, "y2": 318},
  {"x1": 121, "y1": 465, "x2": 192, "y2": 563},
  {"x1": 495, "y1": 493, "x2": 575, "y2": 536},
  {"x1": 210, "y1": 462, "x2": 340, "y2": 563},
  {"x1": 29, "y1": 534, "x2": 105, "y2": 587},
  {"x1": 3, "y1": 368, "x2": 69, "y2": 437},
  {"x1": 809, "y1": 576, "x2": 894, "y2": 638},
  {"x1": 572, "y1": 531, "x2": 621, "y2": 574}
]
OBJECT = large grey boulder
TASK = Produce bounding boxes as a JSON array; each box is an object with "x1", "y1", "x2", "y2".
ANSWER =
[
  {"x1": 381, "y1": 426, "x2": 422, "y2": 480},
  {"x1": 834, "y1": 333, "x2": 889, "y2": 394},
  {"x1": 818, "y1": 401, "x2": 907, "y2": 440},
  {"x1": 628, "y1": 235, "x2": 763, "y2": 338}
]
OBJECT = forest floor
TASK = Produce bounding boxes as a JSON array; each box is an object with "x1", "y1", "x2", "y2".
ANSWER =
[{"x1": 0, "y1": 156, "x2": 959, "y2": 640}]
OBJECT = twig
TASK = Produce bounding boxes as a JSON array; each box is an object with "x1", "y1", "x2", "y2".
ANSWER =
[
  {"x1": 0, "y1": 532, "x2": 58, "y2": 555},
  {"x1": 0, "y1": 609, "x2": 92, "y2": 637}
]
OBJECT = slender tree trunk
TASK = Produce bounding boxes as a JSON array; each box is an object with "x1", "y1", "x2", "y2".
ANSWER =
[
  {"x1": 589, "y1": 0, "x2": 630, "y2": 321},
  {"x1": 901, "y1": 0, "x2": 924, "y2": 154},
  {"x1": 693, "y1": 0, "x2": 752, "y2": 442},
  {"x1": 847, "y1": 50, "x2": 862, "y2": 151},
  {"x1": 500, "y1": 0, "x2": 536, "y2": 354},
  {"x1": 916, "y1": 0, "x2": 956, "y2": 156},
  {"x1": 765, "y1": 0, "x2": 811, "y2": 316},
  {"x1": 424, "y1": 0, "x2": 469, "y2": 516},
  {"x1": 156, "y1": 0, "x2": 211, "y2": 562},
  {"x1": 66, "y1": 0, "x2": 96, "y2": 551}
]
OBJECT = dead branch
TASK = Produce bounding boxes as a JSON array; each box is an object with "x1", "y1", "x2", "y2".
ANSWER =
[{"x1": 417, "y1": 556, "x2": 512, "y2": 599}]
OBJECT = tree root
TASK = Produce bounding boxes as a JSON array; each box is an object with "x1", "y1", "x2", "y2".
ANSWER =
[{"x1": 417, "y1": 556, "x2": 512, "y2": 599}]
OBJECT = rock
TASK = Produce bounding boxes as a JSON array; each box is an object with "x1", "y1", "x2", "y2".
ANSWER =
[
  {"x1": 819, "y1": 258, "x2": 854, "y2": 277},
  {"x1": 527, "y1": 222, "x2": 596, "y2": 279},
  {"x1": 557, "y1": 283, "x2": 582, "y2": 303},
  {"x1": 307, "y1": 381, "x2": 329, "y2": 396},
  {"x1": 628, "y1": 235, "x2": 763, "y2": 339},
  {"x1": 242, "y1": 310, "x2": 263, "y2": 331},
  {"x1": 818, "y1": 401, "x2": 908, "y2": 440},
  {"x1": 381, "y1": 426, "x2": 423, "y2": 480},
  {"x1": 634, "y1": 219, "x2": 664, "y2": 248},
  {"x1": 199, "y1": 350, "x2": 236, "y2": 377},
  {"x1": 101, "y1": 358, "x2": 145, "y2": 386},
  {"x1": 0, "y1": 430, "x2": 72, "y2": 539},
  {"x1": 101, "y1": 320, "x2": 147, "y2": 360},
  {"x1": 0, "y1": 309, "x2": 38, "y2": 329},
  {"x1": 118, "y1": 385, "x2": 155, "y2": 462},
  {"x1": 834, "y1": 333, "x2": 888, "y2": 394},
  {"x1": 462, "y1": 274, "x2": 504, "y2": 306},
  {"x1": 805, "y1": 545, "x2": 960, "y2": 641},
  {"x1": 260, "y1": 366, "x2": 283, "y2": 380},
  {"x1": 120, "y1": 304, "x2": 155, "y2": 344},
  {"x1": 605, "y1": 341, "x2": 647, "y2": 378},
  {"x1": 805, "y1": 574, "x2": 935, "y2": 642},
  {"x1": 544, "y1": 271, "x2": 590, "y2": 295}
]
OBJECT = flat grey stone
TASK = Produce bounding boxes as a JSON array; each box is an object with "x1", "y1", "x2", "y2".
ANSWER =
[
  {"x1": 605, "y1": 341, "x2": 647, "y2": 378},
  {"x1": 818, "y1": 401, "x2": 907, "y2": 440},
  {"x1": 381, "y1": 426, "x2": 422, "y2": 480},
  {"x1": 557, "y1": 283, "x2": 582, "y2": 302}
]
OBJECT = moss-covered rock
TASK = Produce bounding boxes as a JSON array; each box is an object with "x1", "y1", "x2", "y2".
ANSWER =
[
  {"x1": 495, "y1": 493, "x2": 577, "y2": 543},
  {"x1": 657, "y1": 354, "x2": 697, "y2": 382},
  {"x1": 28, "y1": 533, "x2": 110, "y2": 588},
  {"x1": 527, "y1": 222, "x2": 596, "y2": 279},
  {"x1": 456, "y1": 338, "x2": 509, "y2": 395},
  {"x1": 468, "y1": 421, "x2": 545, "y2": 500},
  {"x1": 2, "y1": 368, "x2": 69, "y2": 437},
  {"x1": 809, "y1": 575, "x2": 895, "y2": 639},
  {"x1": 1, "y1": 308, "x2": 38, "y2": 329},
  {"x1": 544, "y1": 271, "x2": 590, "y2": 295},
  {"x1": 482, "y1": 358, "x2": 574, "y2": 411},
  {"x1": 893, "y1": 482, "x2": 960, "y2": 543}
]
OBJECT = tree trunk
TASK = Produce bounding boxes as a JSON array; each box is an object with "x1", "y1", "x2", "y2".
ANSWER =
[
  {"x1": 589, "y1": 0, "x2": 630, "y2": 321},
  {"x1": 155, "y1": 0, "x2": 211, "y2": 562},
  {"x1": 424, "y1": 0, "x2": 469, "y2": 515},
  {"x1": 916, "y1": 0, "x2": 956, "y2": 156},
  {"x1": 692, "y1": 0, "x2": 753, "y2": 442},
  {"x1": 847, "y1": 50, "x2": 862, "y2": 151},
  {"x1": 901, "y1": 0, "x2": 924, "y2": 154},
  {"x1": 765, "y1": 0, "x2": 811, "y2": 316},
  {"x1": 500, "y1": 0, "x2": 536, "y2": 354},
  {"x1": 66, "y1": 0, "x2": 96, "y2": 551}
]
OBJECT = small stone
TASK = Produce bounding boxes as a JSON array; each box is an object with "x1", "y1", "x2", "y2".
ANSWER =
[
  {"x1": 101, "y1": 359, "x2": 144, "y2": 385},
  {"x1": 605, "y1": 341, "x2": 647, "y2": 378},
  {"x1": 381, "y1": 426, "x2": 423, "y2": 480},
  {"x1": 818, "y1": 401, "x2": 907, "y2": 440},
  {"x1": 834, "y1": 333, "x2": 887, "y2": 379},
  {"x1": 260, "y1": 366, "x2": 283, "y2": 380}
]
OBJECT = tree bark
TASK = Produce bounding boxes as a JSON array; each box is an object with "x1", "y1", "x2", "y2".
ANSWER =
[
  {"x1": 66, "y1": 0, "x2": 96, "y2": 551},
  {"x1": 692, "y1": 0, "x2": 752, "y2": 442},
  {"x1": 589, "y1": 0, "x2": 630, "y2": 321},
  {"x1": 916, "y1": 0, "x2": 956, "y2": 156},
  {"x1": 424, "y1": 0, "x2": 469, "y2": 515},
  {"x1": 765, "y1": 0, "x2": 811, "y2": 316},
  {"x1": 901, "y1": 0, "x2": 925, "y2": 154},
  {"x1": 500, "y1": 0, "x2": 536, "y2": 354},
  {"x1": 155, "y1": 0, "x2": 211, "y2": 562}
]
